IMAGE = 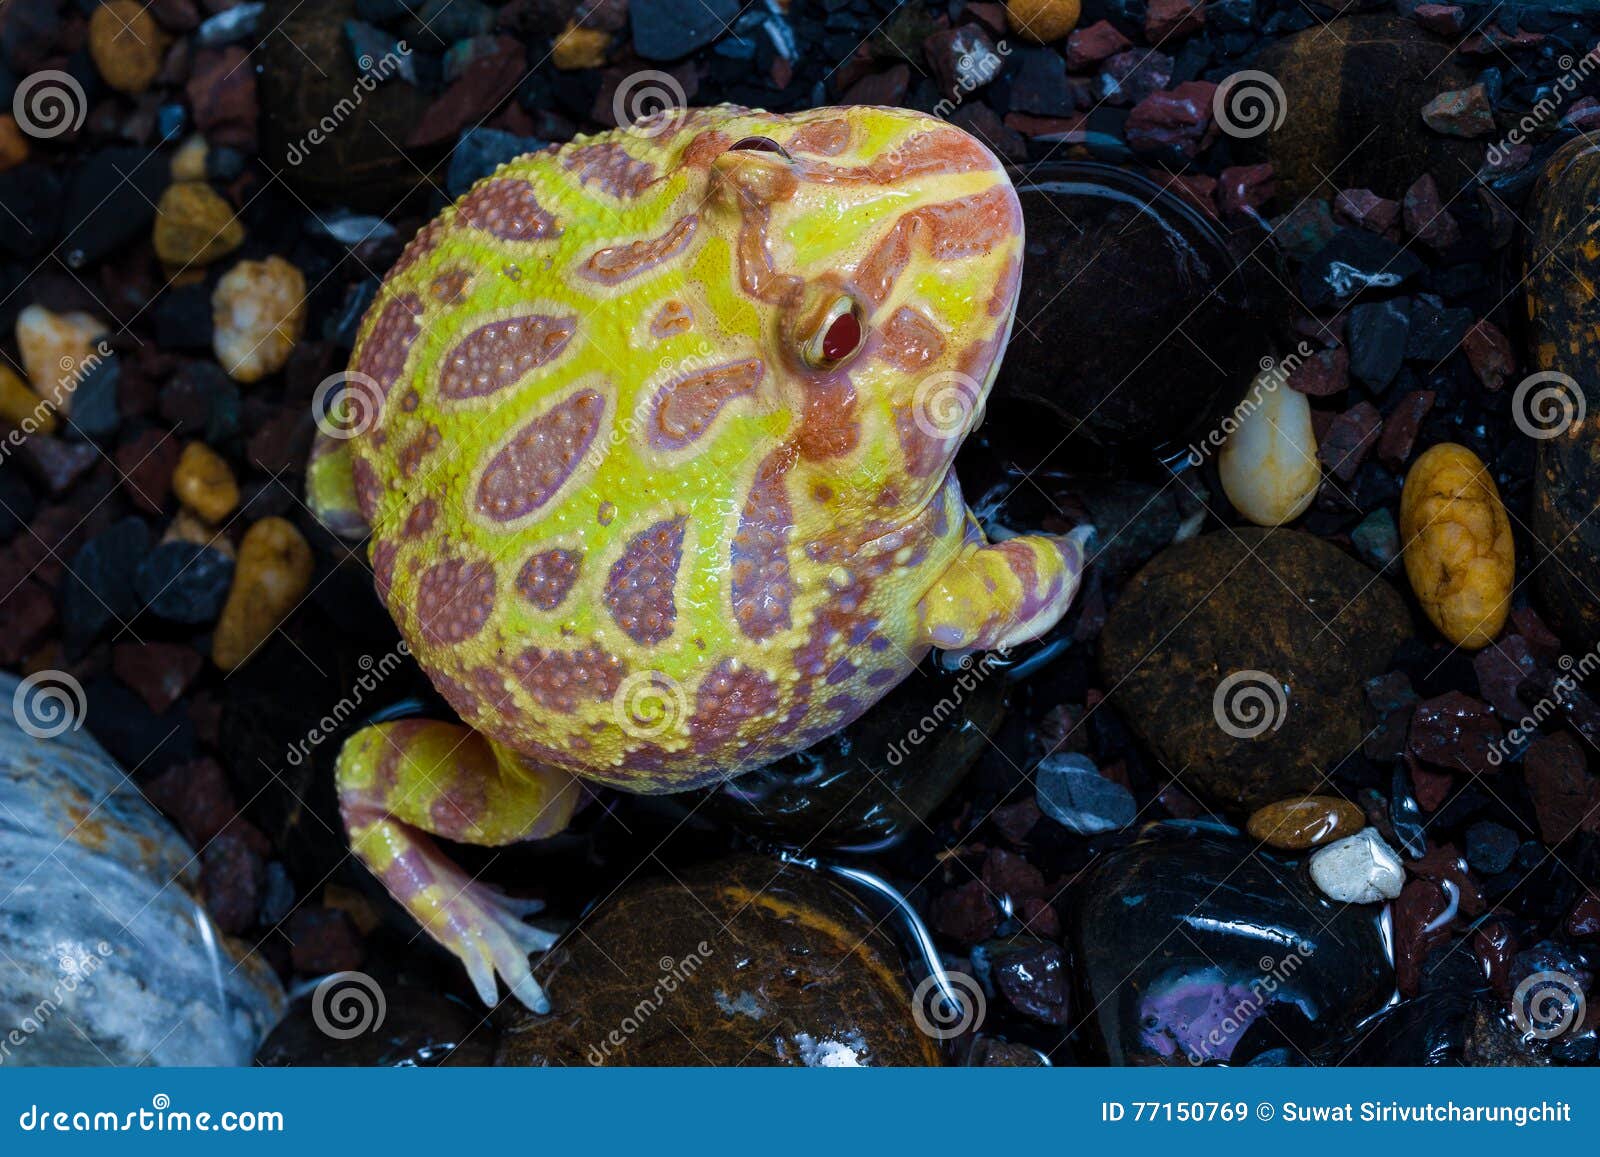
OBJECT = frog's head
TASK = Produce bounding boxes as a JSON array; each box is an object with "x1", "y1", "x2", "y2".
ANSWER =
[{"x1": 687, "y1": 106, "x2": 1024, "y2": 513}]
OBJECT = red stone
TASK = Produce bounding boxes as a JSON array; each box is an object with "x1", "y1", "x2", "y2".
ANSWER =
[
  {"x1": 1405, "y1": 844, "x2": 1485, "y2": 917},
  {"x1": 1402, "y1": 173, "x2": 1460, "y2": 249},
  {"x1": 1412, "y1": 3, "x2": 1466, "y2": 36},
  {"x1": 1146, "y1": 0, "x2": 1204, "y2": 40},
  {"x1": 201, "y1": 826, "x2": 265, "y2": 935},
  {"x1": 1566, "y1": 896, "x2": 1600, "y2": 941},
  {"x1": 1408, "y1": 691, "x2": 1502, "y2": 775},
  {"x1": 1463, "y1": 318, "x2": 1515, "y2": 390},
  {"x1": 112, "y1": 641, "x2": 202, "y2": 714},
  {"x1": 288, "y1": 907, "x2": 367, "y2": 973},
  {"x1": 1524, "y1": 731, "x2": 1600, "y2": 845},
  {"x1": 1289, "y1": 346, "x2": 1349, "y2": 397},
  {"x1": 1217, "y1": 163, "x2": 1274, "y2": 219},
  {"x1": 186, "y1": 47, "x2": 258, "y2": 149},
  {"x1": 115, "y1": 428, "x2": 179, "y2": 514},
  {"x1": 1377, "y1": 388, "x2": 1435, "y2": 466},
  {"x1": 1409, "y1": 758, "x2": 1454, "y2": 812},
  {"x1": 1125, "y1": 81, "x2": 1216, "y2": 158},
  {"x1": 408, "y1": 37, "x2": 526, "y2": 148},
  {"x1": 1471, "y1": 634, "x2": 1540, "y2": 719},
  {"x1": 1066, "y1": 20, "x2": 1131, "y2": 69},
  {"x1": 0, "y1": 580, "x2": 56, "y2": 666},
  {"x1": 1472, "y1": 920, "x2": 1516, "y2": 996},
  {"x1": 840, "y1": 63, "x2": 910, "y2": 107},
  {"x1": 930, "y1": 878, "x2": 998, "y2": 945},
  {"x1": 1317, "y1": 400, "x2": 1381, "y2": 480},
  {"x1": 982, "y1": 848, "x2": 1049, "y2": 907},
  {"x1": 143, "y1": 756, "x2": 239, "y2": 847},
  {"x1": 1394, "y1": 879, "x2": 1452, "y2": 997},
  {"x1": 1334, "y1": 188, "x2": 1401, "y2": 234}
]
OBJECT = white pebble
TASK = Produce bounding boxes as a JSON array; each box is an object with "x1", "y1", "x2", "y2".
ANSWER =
[
  {"x1": 1218, "y1": 369, "x2": 1320, "y2": 526},
  {"x1": 1308, "y1": 828, "x2": 1405, "y2": 904}
]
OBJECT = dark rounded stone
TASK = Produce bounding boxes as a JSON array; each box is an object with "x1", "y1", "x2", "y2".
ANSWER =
[
  {"x1": 62, "y1": 516, "x2": 151, "y2": 654},
  {"x1": 1099, "y1": 528, "x2": 1412, "y2": 810},
  {"x1": 995, "y1": 162, "x2": 1260, "y2": 457},
  {"x1": 256, "y1": 987, "x2": 495, "y2": 1067},
  {"x1": 257, "y1": 0, "x2": 439, "y2": 210},
  {"x1": 1526, "y1": 137, "x2": 1600, "y2": 655},
  {"x1": 134, "y1": 541, "x2": 234, "y2": 625},
  {"x1": 1243, "y1": 14, "x2": 1481, "y2": 201},
  {"x1": 1068, "y1": 823, "x2": 1394, "y2": 1065},
  {"x1": 495, "y1": 857, "x2": 942, "y2": 1066},
  {"x1": 701, "y1": 655, "x2": 1005, "y2": 851}
]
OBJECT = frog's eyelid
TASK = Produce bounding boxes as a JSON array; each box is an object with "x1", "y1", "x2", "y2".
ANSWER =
[
  {"x1": 803, "y1": 296, "x2": 864, "y2": 369},
  {"x1": 727, "y1": 136, "x2": 791, "y2": 161}
]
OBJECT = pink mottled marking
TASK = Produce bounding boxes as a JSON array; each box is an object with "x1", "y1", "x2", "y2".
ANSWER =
[
  {"x1": 580, "y1": 216, "x2": 697, "y2": 285},
  {"x1": 788, "y1": 118, "x2": 852, "y2": 156},
  {"x1": 692, "y1": 660, "x2": 778, "y2": 752},
  {"x1": 439, "y1": 314, "x2": 576, "y2": 400},
  {"x1": 371, "y1": 539, "x2": 399, "y2": 603},
  {"x1": 415, "y1": 557, "x2": 497, "y2": 646},
  {"x1": 562, "y1": 141, "x2": 656, "y2": 198},
  {"x1": 403, "y1": 499, "x2": 438, "y2": 538},
  {"x1": 353, "y1": 293, "x2": 422, "y2": 401},
  {"x1": 880, "y1": 307, "x2": 947, "y2": 370},
  {"x1": 512, "y1": 646, "x2": 623, "y2": 713},
  {"x1": 352, "y1": 454, "x2": 383, "y2": 521},
  {"x1": 398, "y1": 425, "x2": 442, "y2": 478},
  {"x1": 516, "y1": 548, "x2": 582, "y2": 611},
  {"x1": 650, "y1": 300, "x2": 694, "y2": 339},
  {"x1": 605, "y1": 516, "x2": 686, "y2": 644},
  {"x1": 650, "y1": 359, "x2": 763, "y2": 450},
  {"x1": 457, "y1": 178, "x2": 560, "y2": 242},
  {"x1": 731, "y1": 449, "x2": 793, "y2": 641},
  {"x1": 476, "y1": 390, "x2": 605, "y2": 522},
  {"x1": 433, "y1": 671, "x2": 482, "y2": 721}
]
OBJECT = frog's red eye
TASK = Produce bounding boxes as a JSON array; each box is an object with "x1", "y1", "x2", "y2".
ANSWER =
[
  {"x1": 804, "y1": 297, "x2": 864, "y2": 369},
  {"x1": 728, "y1": 136, "x2": 791, "y2": 160}
]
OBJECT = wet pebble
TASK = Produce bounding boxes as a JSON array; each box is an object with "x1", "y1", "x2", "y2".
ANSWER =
[
  {"x1": 112, "y1": 641, "x2": 202, "y2": 715},
  {"x1": 89, "y1": 0, "x2": 171, "y2": 95},
  {"x1": 1400, "y1": 443, "x2": 1513, "y2": 649},
  {"x1": 1218, "y1": 367, "x2": 1319, "y2": 526},
  {"x1": 1246, "y1": 795, "x2": 1365, "y2": 851},
  {"x1": 152, "y1": 182, "x2": 244, "y2": 268},
  {"x1": 1035, "y1": 751, "x2": 1135, "y2": 835},
  {"x1": 61, "y1": 516, "x2": 151, "y2": 654},
  {"x1": 1309, "y1": 828, "x2": 1405, "y2": 903},
  {"x1": 1463, "y1": 821, "x2": 1518, "y2": 876},
  {"x1": 1408, "y1": 691, "x2": 1501, "y2": 776},
  {"x1": 173, "y1": 440, "x2": 240, "y2": 524}
]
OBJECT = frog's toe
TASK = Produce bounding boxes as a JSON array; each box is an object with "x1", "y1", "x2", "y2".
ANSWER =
[
  {"x1": 306, "y1": 429, "x2": 370, "y2": 540},
  {"x1": 458, "y1": 885, "x2": 560, "y2": 1013},
  {"x1": 917, "y1": 523, "x2": 1093, "y2": 652}
]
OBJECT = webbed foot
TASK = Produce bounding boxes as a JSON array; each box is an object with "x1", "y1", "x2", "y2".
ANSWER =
[
  {"x1": 335, "y1": 719, "x2": 580, "y2": 1011},
  {"x1": 917, "y1": 522, "x2": 1093, "y2": 652}
]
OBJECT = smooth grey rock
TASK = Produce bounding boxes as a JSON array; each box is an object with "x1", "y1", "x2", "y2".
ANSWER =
[
  {"x1": 1035, "y1": 753, "x2": 1136, "y2": 835},
  {"x1": 1308, "y1": 828, "x2": 1405, "y2": 904}
]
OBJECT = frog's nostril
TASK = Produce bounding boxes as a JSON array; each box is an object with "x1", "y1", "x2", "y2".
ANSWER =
[{"x1": 728, "y1": 136, "x2": 791, "y2": 160}]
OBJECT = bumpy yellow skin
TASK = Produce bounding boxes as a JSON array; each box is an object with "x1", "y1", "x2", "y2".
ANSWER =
[{"x1": 310, "y1": 105, "x2": 1089, "y2": 1009}]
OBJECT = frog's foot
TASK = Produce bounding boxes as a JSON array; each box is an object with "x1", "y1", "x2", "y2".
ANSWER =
[
  {"x1": 335, "y1": 719, "x2": 581, "y2": 1011},
  {"x1": 306, "y1": 430, "x2": 370, "y2": 541},
  {"x1": 916, "y1": 524, "x2": 1093, "y2": 652}
]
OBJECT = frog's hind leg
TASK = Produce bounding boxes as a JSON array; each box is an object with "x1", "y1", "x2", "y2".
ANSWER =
[
  {"x1": 916, "y1": 522, "x2": 1093, "y2": 652},
  {"x1": 306, "y1": 430, "x2": 371, "y2": 540},
  {"x1": 335, "y1": 719, "x2": 580, "y2": 1011}
]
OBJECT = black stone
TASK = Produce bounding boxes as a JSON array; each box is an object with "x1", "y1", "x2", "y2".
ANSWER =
[
  {"x1": 151, "y1": 285, "x2": 216, "y2": 352},
  {"x1": 160, "y1": 361, "x2": 241, "y2": 442},
  {"x1": 58, "y1": 149, "x2": 168, "y2": 270},
  {"x1": 445, "y1": 127, "x2": 547, "y2": 198},
  {"x1": 1406, "y1": 298, "x2": 1473, "y2": 363},
  {"x1": 631, "y1": 0, "x2": 740, "y2": 61},
  {"x1": 82, "y1": 676, "x2": 196, "y2": 775},
  {"x1": 1299, "y1": 229, "x2": 1424, "y2": 310},
  {"x1": 1067, "y1": 823, "x2": 1394, "y2": 1065},
  {"x1": 0, "y1": 462, "x2": 38, "y2": 540},
  {"x1": 1464, "y1": 820, "x2": 1519, "y2": 876},
  {"x1": 257, "y1": 987, "x2": 495, "y2": 1066},
  {"x1": 0, "y1": 165, "x2": 65, "y2": 259},
  {"x1": 1002, "y1": 47, "x2": 1076, "y2": 117},
  {"x1": 65, "y1": 355, "x2": 121, "y2": 441},
  {"x1": 1348, "y1": 298, "x2": 1410, "y2": 390},
  {"x1": 135, "y1": 541, "x2": 235, "y2": 625},
  {"x1": 61, "y1": 517, "x2": 151, "y2": 654}
]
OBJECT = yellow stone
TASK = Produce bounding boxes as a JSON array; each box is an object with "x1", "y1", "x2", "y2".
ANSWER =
[
  {"x1": 15, "y1": 305, "x2": 108, "y2": 415},
  {"x1": 162, "y1": 511, "x2": 236, "y2": 558},
  {"x1": 1400, "y1": 442, "x2": 1514, "y2": 650},
  {"x1": 0, "y1": 115, "x2": 28, "y2": 173},
  {"x1": 170, "y1": 135, "x2": 209, "y2": 183},
  {"x1": 153, "y1": 182, "x2": 245, "y2": 268},
  {"x1": 1007, "y1": 0, "x2": 1081, "y2": 43},
  {"x1": 0, "y1": 364, "x2": 56, "y2": 435},
  {"x1": 212, "y1": 257, "x2": 307, "y2": 383},
  {"x1": 89, "y1": 0, "x2": 170, "y2": 95},
  {"x1": 552, "y1": 23, "x2": 610, "y2": 70},
  {"x1": 212, "y1": 517, "x2": 314, "y2": 671},
  {"x1": 173, "y1": 441, "x2": 240, "y2": 524},
  {"x1": 1247, "y1": 796, "x2": 1366, "y2": 850}
]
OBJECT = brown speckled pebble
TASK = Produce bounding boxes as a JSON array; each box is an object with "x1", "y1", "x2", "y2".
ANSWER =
[{"x1": 1247, "y1": 795, "x2": 1366, "y2": 850}]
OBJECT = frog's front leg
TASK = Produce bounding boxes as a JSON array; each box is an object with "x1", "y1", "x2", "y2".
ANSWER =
[
  {"x1": 916, "y1": 522, "x2": 1093, "y2": 652},
  {"x1": 335, "y1": 720, "x2": 580, "y2": 1011}
]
